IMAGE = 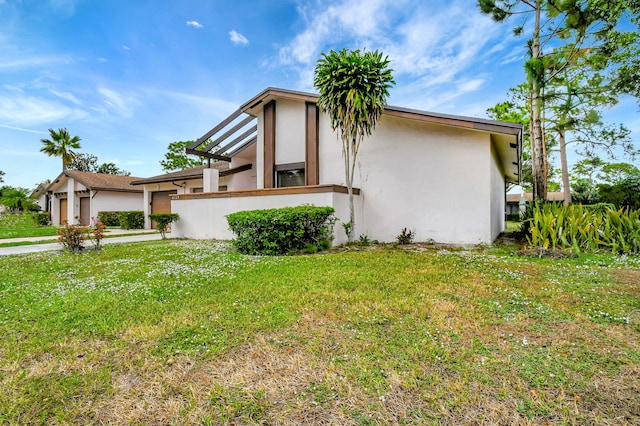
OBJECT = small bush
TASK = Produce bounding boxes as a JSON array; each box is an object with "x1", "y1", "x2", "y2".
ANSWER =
[
  {"x1": 396, "y1": 227, "x2": 415, "y2": 245},
  {"x1": 227, "y1": 205, "x2": 336, "y2": 255},
  {"x1": 33, "y1": 212, "x2": 50, "y2": 226},
  {"x1": 97, "y1": 211, "x2": 121, "y2": 227},
  {"x1": 90, "y1": 221, "x2": 106, "y2": 250},
  {"x1": 118, "y1": 211, "x2": 144, "y2": 229},
  {"x1": 148, "y1": 213, "x2": 179, "y2": 239},
  {"x1": 58, "y1": 223, "x2": 88, "y2": 253}
]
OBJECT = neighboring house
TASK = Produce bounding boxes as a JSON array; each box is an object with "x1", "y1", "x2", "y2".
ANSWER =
[
  {"x1": 46, "y1": 171, "x2": 143, "y2": 225},
  {"x1": 506, "y1": 191, "x2": 566, "y2": 220},
  {"x1": 130, "y1": 162, "x2": 251, "y2": 229},
  {"x1": 30, "y1": 182, "x2": 49, "y2": 211},
  {"x1": 171, "y1": 87, "x2": 522, "y2": 245}
]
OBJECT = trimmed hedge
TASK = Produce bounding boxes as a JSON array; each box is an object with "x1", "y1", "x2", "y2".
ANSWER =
[
  {"x1": 118, "y1": 210, "x2": 144, "y2": 230},
  {"x1": 148, "y1": 213, "x2": 179, "y2": 239},
  {"x1": 227, "y1": 205, "x2": 336, "y2": 255},
  {"x1": 97, "y1": 211, "x2": 121, "y2": 227}
]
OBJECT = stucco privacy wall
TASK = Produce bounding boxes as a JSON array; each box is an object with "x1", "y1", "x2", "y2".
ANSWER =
[{"x1": 171, "y1": 190, "x2": 360, "y2": 246}]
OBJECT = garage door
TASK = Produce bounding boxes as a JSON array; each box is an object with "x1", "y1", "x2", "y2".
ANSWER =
[
  {"x1": 60, "y1": 199, "x2": 68, "y2": 224},
  {"x1": 151, "y1": 190, "x2": 177, "y2": 228},
  {"x1": 151, "y1": 190, "x2": 177, "y2": 214},
  {"x1": 80, "y1": 197, "x2": 91, "y2": 225}
]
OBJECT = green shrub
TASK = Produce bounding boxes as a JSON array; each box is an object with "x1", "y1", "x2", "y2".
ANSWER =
[
  {"x1": 97, "y1": 211, "x2": 121, "y2": 227},
  {"x1": 148, "y1": 213, "x2": 179, "y2": 239},
  {"x1": 118, "y1": 211, "x2": 144, "y2": 230},
  {"x1": 396, "y1": 227, "x2": 415, "y2": 245},
  {"x1": 526, "y1": 202, "x2": 640, "y2": 254},
  {"x1": 33, "y1": 212, "x2": 50, "y2": 226},
  {"x1": 227, "y1": 206, "x2": 336, "y2": 255}
]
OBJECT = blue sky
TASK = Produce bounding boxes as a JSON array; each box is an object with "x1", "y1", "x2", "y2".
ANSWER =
[{"x1": 1, "y1": 0, "x2": 638, "y2": 189}]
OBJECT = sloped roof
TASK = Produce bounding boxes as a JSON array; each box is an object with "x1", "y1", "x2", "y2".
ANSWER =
[
  {"x1": 130, "y1": 163, "x2": 231, "y2": 185},
  {"x1": 47, "y1": 170, "x2": 143, "y2": 193}
]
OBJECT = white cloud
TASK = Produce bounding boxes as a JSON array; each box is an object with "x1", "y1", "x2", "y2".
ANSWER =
[
  {"x1": 97, "y1": 87, "x2": 136, "y2": 117},
  {"x1": 0, "y1": 95, "x2": 86, "y2": 125},
  {"x1": 122, "y1": 45, "x2": 130, "y2": 50},
  {"x1": 229, "y1": 30, "x2": 249, "y2": 46},
  {"x1": 96, "y1": 57, "x2": 108, "y2": 63},
  {"x1": 186, "y1": 20, "x2": 203, "y2": 29}
]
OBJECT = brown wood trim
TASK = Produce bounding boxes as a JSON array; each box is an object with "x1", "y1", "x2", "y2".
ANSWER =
[
  {"x1": 190, "y1": 108, "x2": 243, "y2": 148},
  {"x1": 201, "y1": 115, "x2": 255, "y2": 152},
  {"x1": 186, "y1": 148, "x2": 231, "y2": 162},
  {"x1": 274, "y1": 162, "x2": 305, "y2": 172},
  {"x1": 305, "y1": 102, "x2": 319, "y2": 185},
  {"x1": 172, "y1": 184, "x2": 360, "y2": 200},
  {"x1": 263, "y1": 100, "x2": 276, "y2": 188},
  {"x1": 220, "y1": 163, "x2": 252, "y2": 176}
]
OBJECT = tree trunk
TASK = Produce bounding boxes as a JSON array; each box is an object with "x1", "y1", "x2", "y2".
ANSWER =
[
  {"x1": 558, "y1": 129, "x2": 571, "y2": 205},
  {"x1": 531, "y1": 0, "x2": 548, "y2": 202}
]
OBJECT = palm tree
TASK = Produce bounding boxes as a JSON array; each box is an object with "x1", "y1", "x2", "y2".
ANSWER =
[
  {"x1": 40, "y1": 128, "x2": 82, "y2": 171},
  {"x1": 314, "y1": 48, "x2": 395, "y2": 242}
]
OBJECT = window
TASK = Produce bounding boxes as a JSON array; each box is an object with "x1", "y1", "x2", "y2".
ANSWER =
[{"x1": 276, "y1": 168, "x2": 305, "y2": 188}]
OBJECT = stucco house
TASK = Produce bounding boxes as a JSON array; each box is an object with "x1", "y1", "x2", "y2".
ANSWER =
[
  {"x1": 170, "y1": 87, "x2": 522, "y2": 245},
  {"x1": 46, "y1": 171, "x2": 143, "y2": 225},
  {"x1": 130, "y1": 162, "x2": 243, "y2": 229},
  {"x1": 29, "y1": 182, "x2": 50, "y2": 211}
]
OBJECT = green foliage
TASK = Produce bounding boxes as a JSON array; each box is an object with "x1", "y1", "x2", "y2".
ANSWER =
[
  {"x1": 0, "y1": 170, "x2": 4, "y2": 184},
  {"x1": 396, "y1": 227, "x2": 415, "y2": 245},
  {"x1": 571, "y1": 178, "x2": 601, "y2": 204},
  {"x1": 97, "y1": 211, "x2": 121, "y2": 227},
  {"x1": 314, "y1": 48, "x2": 394, "y2": 241},
  {"x1": 598, "y1": 172, "x2": 640, "y2": 210},
  {"x1": 526, "y1": 202, "x2": 640, "y2": 254},
  {"x1": 33, "y1": 212, "x2": 50, "y2": 226},
  {"x1": 160, "y1": 140, "x2": 206, "y2": 172},
  {"x1": 40, "y1": 128, "x2": 82, "y2": 171},
  {"x1": 0, "y1": 187, "x2": 40, "y2": 211},
  {"x1": 69, "y1": 153, "x2": 131, "y2": 175},
  {"x1": 118, "y1": 211, "x2": 144, "y2": 230},
  {"x1": 148, "y1": 213, "x2": 179, "y2": 239},
  {"x1": 227, "y1": 206, "x2": 336, "y2": 255}
]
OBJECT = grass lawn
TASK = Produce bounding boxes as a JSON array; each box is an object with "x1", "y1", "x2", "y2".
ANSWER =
[
  {"x1": 0, "y1": 213, "x2": 58, "y2": 239},
  {"x1": 1, "y1": 240, "x2": 638, "y2": 424}
]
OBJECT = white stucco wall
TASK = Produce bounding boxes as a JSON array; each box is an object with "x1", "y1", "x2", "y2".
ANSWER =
[
  {"x1": 274, "y1": 99, "x2": 306, "y2": 165},
  {"x1": 92, "y1": 191, "x2": 143, "y2": 224},
  {"x1": 489, "y1": 142, "x2": 506, "y2": 240},
  {"x1": 172, "y1": 191, "x2": 360, "y2": 246},
  {"x1": 315, "y1": 112, "x2": 496, "y2": 244}
]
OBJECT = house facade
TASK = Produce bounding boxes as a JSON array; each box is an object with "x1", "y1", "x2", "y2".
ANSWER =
[
  {"x1": 129, "y1": 162, "x2": 254, "y2": 229},
  {"x1": 171, "y1": 87, "x2": 522, "y2": 245},
  {"x1": 46, "y1": 171, "x2": 143, "y2": 225}
]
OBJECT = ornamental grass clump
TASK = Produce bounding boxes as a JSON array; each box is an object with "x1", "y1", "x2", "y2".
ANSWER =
[{"x1": 526, "y1": 202, "x2": 640, "y2": 254}]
